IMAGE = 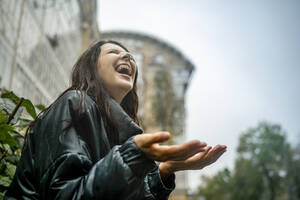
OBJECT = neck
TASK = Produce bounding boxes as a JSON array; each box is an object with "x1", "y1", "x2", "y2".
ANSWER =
[{"x1": 109, "y1": 90, "x2": 127, "y2": 104}]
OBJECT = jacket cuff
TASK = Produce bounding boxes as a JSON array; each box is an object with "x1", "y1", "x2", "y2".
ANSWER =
[
  {"x1": 147, "y1": 167, "x2": 176, "y2": 199},
  {"x1": 119, "y1": 137, "x2": 156, "y2": 178}
]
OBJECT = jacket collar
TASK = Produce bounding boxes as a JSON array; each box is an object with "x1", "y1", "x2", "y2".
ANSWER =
[{"x1": 109, "y1": 98, "x2": 143, "y2": 144}]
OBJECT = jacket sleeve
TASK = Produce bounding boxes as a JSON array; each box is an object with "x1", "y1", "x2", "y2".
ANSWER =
[
  {"x1": 138, "y1": 167, "x2": 176, "y2": 200},
  {"x1": 39, "y1": 91, "x2": 177, "y2": 200},
  {"x1": 46, "y1": 140, "x2": 176, "y2": 200},
  {"x1": 45, "y1": 137, "x2": 157, "y2": 200},
  {"x1": 39, "y1": 92, "x2": 158, "y2": 200}
]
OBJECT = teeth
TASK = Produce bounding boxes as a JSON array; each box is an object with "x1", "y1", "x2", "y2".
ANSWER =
[{"x1": 116, "y1": 65, "x2": 132, "y2": 75}]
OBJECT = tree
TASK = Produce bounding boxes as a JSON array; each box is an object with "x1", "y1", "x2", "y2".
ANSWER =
[
  {"x1": 194, "y1": 122, "x2": 299, "y2": 200},
  {"x1": 196, "y1": 168, "x2": 232, "y2": 200},
  {"x1": 237, "y1": 122, "x2": 287, "y2": 200},
  {"x1": 231, "y1": 157, "x2": 264, "y2": 200},
  {"x1": 285, "y1": 142, "x2": 300, "y2": 200}
]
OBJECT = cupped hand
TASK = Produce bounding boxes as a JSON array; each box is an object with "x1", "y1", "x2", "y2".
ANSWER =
[
  {"x1": 159, "y1": 144, "x2": 227, "y2": 178},
  {"x1": 134, "y1": 132, "x2": 207, "y2": 162}
]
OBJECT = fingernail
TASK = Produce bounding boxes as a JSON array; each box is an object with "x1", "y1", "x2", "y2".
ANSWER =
[{"x1": 161, "y1": 133, "x2": 169, "y2": 140}]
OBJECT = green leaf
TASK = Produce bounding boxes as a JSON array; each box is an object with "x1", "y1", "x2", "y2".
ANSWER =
[
  {"x1": 0, "y1": 191, "x2": 5, "y2": 199},
  {"x1": 0, "y1": 124, "x2": 18, "y2": 147},
  {"x1": 4, "y1": 154, "x2": 20, "y2": 165},
  {"x1": 0, "y1": 175, "x2": 11, "y2": 187},
  {"x1": 5, "y1": 162, "x2": 16, "y2": 179},
  {"x1": 35, "y1": 104, "x2": 46, "y2": 111},
  {"x1": 1, "y1": 91, "x2": 37, "y2": 119},
  {"x1": 21, "y1": 99, "x2": 36, "y2": 119},
  {"x1": 1, "y1": 91, "x2": 20, "y2": 104},
  {"x1": 0, "y1": 110, "x2": 7, "y2": 124}
]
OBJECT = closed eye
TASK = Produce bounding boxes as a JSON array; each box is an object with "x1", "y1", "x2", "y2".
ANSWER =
[
  {"x1": 107, "y1": 49, "x2": 136, "y2": 63},
  {"x1": 108, "y1": 50, "x2": 120, "y2": 54}
]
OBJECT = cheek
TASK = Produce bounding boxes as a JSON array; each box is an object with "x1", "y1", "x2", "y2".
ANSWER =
[
  {"x1": 98, "y1": 60, "x2": 115, "y2": 77},
  {"x1": 98, "y1": 56, "x2": 113, "y2": 72},
  {"x1": 99, "y1": 68, "x2": 116, "y2": 85}
]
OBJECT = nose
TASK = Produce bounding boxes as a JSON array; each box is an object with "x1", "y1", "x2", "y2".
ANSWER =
[{"x1": 120, "y1": 52, "x2": 131, "y2": 61}]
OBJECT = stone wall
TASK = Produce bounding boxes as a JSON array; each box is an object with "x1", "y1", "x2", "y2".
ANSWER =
[{"x1": 0, "y1": 0, "x2": 99, "y2": 105}]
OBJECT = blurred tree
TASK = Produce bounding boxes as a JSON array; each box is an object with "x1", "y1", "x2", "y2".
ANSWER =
[
  {"x1": 231, "y1": 157, "x2": 264, "y2": 200},
  {"x1": 237, "y1": 122, "x2": 287, "y2": 200},
  {"x1": 194, "y1": 122, "x2": 299, "y2": 200},
  {"x1": 285, "y1": 142, "x2": 300, "y2": 200},
  {"x1": 195, "y1": 168, "x2": 232, "y2": 200}
]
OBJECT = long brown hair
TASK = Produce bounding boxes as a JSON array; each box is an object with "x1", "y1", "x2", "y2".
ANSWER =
[
  {"x1": 29, "y1": 40, "x2": 139, "y2": 147},
  {"x1": 69, "y1": 40, "x2": 140, "y2": 146}
]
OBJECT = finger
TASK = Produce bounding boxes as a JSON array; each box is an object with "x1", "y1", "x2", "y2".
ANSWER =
[
  {"x1": 212, "y1": 144, "x2": 227, "y2": 151},
  {"x1": 178, "y1": 140, "x2": 208, "y2": 158},
  {"x1": 187, "y1": 146, "x2": 212, "y2": 163},
  {"x1": 141, "y1": 132, "x2": 171, "y2": 147},
  {"x1": 153, "y1": 140, "x2": 207, "y2": 161},
  {"x1": 208, "y1": 145, "x2": 227, "y2": 157},
  {"x1": 174, "y1": 145, "x2": 212, "y2": 164},
  {"x1": 174, "y1": 146, "x2": 212, "y2": 170},
  {"x1": 166, "y1": 141, "x2": 207, "y2": 161},
  {"x1": 167, "y1": 146, "x2": 226, "y2": 171},
  {"x1": 208, "y1": 149, "x2": 226, "y2": 164},
  {"x1": 190, "y1": 146, "x2": 226, "y2": 169},
  {"x1": 203, "y1": 145, "x2": 227, "y2": 164}
]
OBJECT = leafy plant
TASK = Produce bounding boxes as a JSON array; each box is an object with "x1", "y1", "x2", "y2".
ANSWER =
[{"x1": 0, "y1": 89, "x2": 44, "y2": 198}]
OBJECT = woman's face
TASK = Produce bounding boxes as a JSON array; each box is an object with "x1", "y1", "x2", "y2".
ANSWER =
[{"x1": 98, "y1": 43, "x2": 137, "y2": 103}]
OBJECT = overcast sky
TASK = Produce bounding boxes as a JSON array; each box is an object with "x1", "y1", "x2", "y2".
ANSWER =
[{"x1": 98, "y1": 0, "x2": 300, "y2": 190}]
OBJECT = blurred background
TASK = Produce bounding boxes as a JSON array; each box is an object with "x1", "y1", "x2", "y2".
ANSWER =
[{"x1": 0, "y1": 0, "x2": 299, "y2": 199}]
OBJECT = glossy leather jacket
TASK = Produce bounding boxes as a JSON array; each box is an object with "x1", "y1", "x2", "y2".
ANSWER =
[{"x1": 5, "y1": 90, "x2": 175, "y2": 199}]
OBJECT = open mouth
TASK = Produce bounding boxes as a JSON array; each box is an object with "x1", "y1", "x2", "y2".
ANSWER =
[{"x1": 115, "y1": 64, "x2": 132, "y2": 77}]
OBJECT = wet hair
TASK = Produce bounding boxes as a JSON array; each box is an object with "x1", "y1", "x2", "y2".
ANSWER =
[
  {"x1": 69, "y1": 40, "x2": 139, "y2": 146},
  {"x1": 28, "y1": 40, "x2": 139, "y2": 147}
]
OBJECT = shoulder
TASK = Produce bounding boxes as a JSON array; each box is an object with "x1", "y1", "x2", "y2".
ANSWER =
[
  {"x1": 39, "y1": 90, "x2": 99, "y2": 123},
  {"x1": 55, "y1": 90, "x2": 98, "y2": 114},
  {"x1": 59, "y1": 90, "x2": 96, "y2": 107}
]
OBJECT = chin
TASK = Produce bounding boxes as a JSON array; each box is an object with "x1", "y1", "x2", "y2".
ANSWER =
[
  {"x1": 120, "y1": 84, "x2": 133, "y2": 93},
  {"x1": 118, "y1": 80, "x2": 133, "y2": 91}
]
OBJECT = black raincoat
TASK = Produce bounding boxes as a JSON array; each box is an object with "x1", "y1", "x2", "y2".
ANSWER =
[{"x1": 4, "y1": 90, "x2": 175, "y2": 199}]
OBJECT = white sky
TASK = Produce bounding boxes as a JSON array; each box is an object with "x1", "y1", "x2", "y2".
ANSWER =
[{"x1": 98, "y1": 0, "x2": 300, "y2": 191}]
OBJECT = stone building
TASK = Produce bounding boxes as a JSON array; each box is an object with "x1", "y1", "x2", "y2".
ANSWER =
[
  {"x1": 0, "y1": 0, "x2": 99, "y2": 105},
  {"x1": 101, "y1": 31, "x2": 195, "y2": 200},
  {"x1": 1, "y1": 1, "x2": 195, "y2": 197}
]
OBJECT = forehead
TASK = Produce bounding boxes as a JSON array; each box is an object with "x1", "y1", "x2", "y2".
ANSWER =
[{"x1": 101, "y1": 43, "x2": 127, "y2": 52}]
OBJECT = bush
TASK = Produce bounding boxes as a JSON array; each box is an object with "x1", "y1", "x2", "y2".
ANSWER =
[{"x1": 0, "y1": 89, "x2": 44, "y2": 198}]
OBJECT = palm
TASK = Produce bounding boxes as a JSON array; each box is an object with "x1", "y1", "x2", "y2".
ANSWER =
[
  {"x1": 162, "y1": 145, "x2": 227, "y2": 171},
  {"x1": 134, "y1": 132, "x2": 207, "y2": 162}
]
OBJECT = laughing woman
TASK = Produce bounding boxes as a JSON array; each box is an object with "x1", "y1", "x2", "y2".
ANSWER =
[{"x1": 4, "y1": 40, "x2": 226, "y2": 200}]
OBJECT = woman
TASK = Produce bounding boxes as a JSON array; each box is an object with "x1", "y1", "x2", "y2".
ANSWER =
[{"x1": 5, "y1": 40, "x2": 226, "y2": 199}]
